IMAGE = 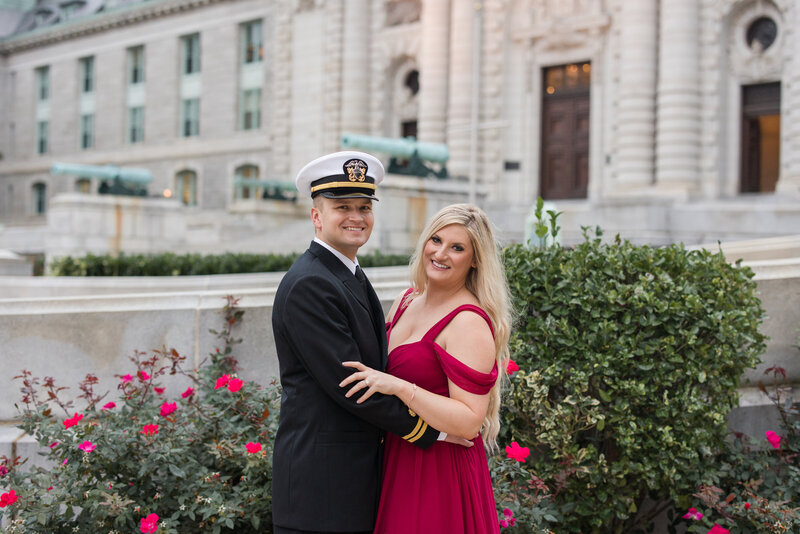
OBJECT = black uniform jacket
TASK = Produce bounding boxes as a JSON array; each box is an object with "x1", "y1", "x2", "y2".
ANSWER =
[{"x1": 271, "y1": 241, "x2": 439, "y2": 532}]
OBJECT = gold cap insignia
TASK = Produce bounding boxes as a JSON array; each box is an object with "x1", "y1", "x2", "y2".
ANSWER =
[{"x1": 344, "y1": 159, "x2": 368, "y2": 182}]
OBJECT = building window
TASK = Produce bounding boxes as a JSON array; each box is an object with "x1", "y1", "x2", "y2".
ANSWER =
[
  {"x1": 235, "y1": 164, "x2": 260, "y2": 199},
  {"x1": 181, "y1": 98, "x2": 200, "y2": 137},
  {"x1": 128, "y1": 46, "x2": 145, "y2": 85},
  {"x1": 239, "y1": 88, "x2": 261, "y2": 130},
  {"x1": 80, "y1": 114, "x2": 94, "y2": 149},
  {"x1": 182, "y1": 33, "x2": 201, "y2": 75},
  {"x1": 76, "y1": 178, "x2": 91, "y2": 193},
  {"x1": 240, "y1": 20, "x2": 263, "y2": 64},
  {"x1": 176, "y1": 170, "x2": 197, "y2": 206},
  {"x1": 741, "y1": 82, "x2": 781, "y2": 193},
  {"x1": 36, "y1": 66, "x2": 49, "y2": 101},
  {"x1": 128, "y1": 106, "x2": 144, "y2": 143},
  {"x1": 32, "y1": 182, "x2": 47, "y2": 214},
  {"x1": 80, "y1": 56, "x2": 94, "y2": 93},
  {"x1": 36, "y1": 121, "x2": 48, "y2": 154}
]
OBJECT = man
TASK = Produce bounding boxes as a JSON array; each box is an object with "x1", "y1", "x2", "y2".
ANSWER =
[{"x1": 271, "y1": 151, "x2": 442, "y2": 534}]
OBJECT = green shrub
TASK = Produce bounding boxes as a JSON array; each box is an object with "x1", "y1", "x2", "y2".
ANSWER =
[
  {"x1": 47, "y1": 250, "x2": 410, "y2": 276},
  {"x1": 501, "y1": 228, "x2": 767, "y2": 533},
  {"x1": 0, "y1": 297, "x2": 281, "y2": 533},
  {"x1": 679, "y1": 366, "x2": 800, "y2": 534}
]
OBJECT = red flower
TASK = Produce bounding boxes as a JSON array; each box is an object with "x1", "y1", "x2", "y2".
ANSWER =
[
  {"x1": 121, "y1": 374, "x2": 133, "y2": 383},
  {"x1": 505, "y1": 441, "x2": 530, "y2": 462},
  {"x1": 228, "y1": 378, "x2": 244, "y2": 392},
  {"x1": 744, "y1": 502, "x2": 751, "y2": 510},
  {"x1": 708, "y1": 524, "x2": 729, "y2": 534},
  {"x1": 682, "y1": 507, "x2": 703, "y2": 520},
  {"x1": 214, "y1": 374, "x2": 231, "y2": 389},
  {"x1": 140, "y1": 424, "x2": 159, "y2": 437},
  {"x1": 500, "y1": 520, "x2": 508, "y2": 528},
  {"x1": 245, "y1": 442, "x2": 262, "y2": 454},
  {"x1": 154, "y1": 387, "x2": 165, "y2": 395},
  {"x1": 102, "y1": 402, "x2": 116, "y2": 410},
  {"x1": 140, "y1": 512, "x2": 159, "y2": 533},
  {"x1": 181, "y1": 387, "x2": 194, "y2": 398},
  {"x1": 0, "y1": 489, "x2": 18, "y2": 507},
  {"x1": 506, "y1": 360, "x2": 519, "y2": 375},
  {"x1": 766, "y1": 430, "x2": 781, "y2": 449},
  {"x1": 78, "y1": 441, "x2": 95, "y2": 453},
  {"x1": 138, "y1": 371, "x2": 150, "y2": 381},
  {"x1": 63, "y1": 413, "x2": 84, "y2": 429},
  {"x1": 0, "y1": 465, "x2": 8, "y2": 477},
  {"x1": 160, "y1": 402, "x2": 177, "y2": 417}
]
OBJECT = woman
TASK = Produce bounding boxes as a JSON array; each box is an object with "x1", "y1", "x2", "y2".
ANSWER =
[{"x1": 340, "y1": 203, "x2": 512, "y2": 533}]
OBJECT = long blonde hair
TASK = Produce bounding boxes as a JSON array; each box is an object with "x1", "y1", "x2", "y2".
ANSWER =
[{"x1": 408, "y1": 204, "x2": 511, "y2": 450}]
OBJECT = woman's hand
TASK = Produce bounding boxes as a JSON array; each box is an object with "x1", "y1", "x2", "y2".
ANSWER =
[{"x1": 340, "y1": 361, "x2": 405, "y2": 403}]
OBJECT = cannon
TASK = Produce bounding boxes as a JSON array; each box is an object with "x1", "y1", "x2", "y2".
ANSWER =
[
  {"x1": 340, "y1": 133, "x2": 449, "y2": 179},
  {"x1": 233, "y1": 177, "x2": 297, "y2": 201},
  {"x1": 51, "y1": 162, "x2": 152, "y2": 196}
]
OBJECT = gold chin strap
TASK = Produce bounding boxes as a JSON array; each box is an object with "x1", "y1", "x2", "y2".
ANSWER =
[{"x1": 310, "y1": 181, "x2": 377, "y2": 193}]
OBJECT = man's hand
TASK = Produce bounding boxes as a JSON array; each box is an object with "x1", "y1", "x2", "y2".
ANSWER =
[{"x1": 444, "y1": 434, "x2": 475, "y2": 448}]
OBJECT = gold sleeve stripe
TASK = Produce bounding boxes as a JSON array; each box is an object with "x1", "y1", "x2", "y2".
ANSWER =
[
  {"x1": 402, "y1": 418, "x2": 424, "y2": 441},
  {"x1": 310, "y1": 181, "x2": 377, "y2": 193},
  {"x1": 407, "y1": 421, "x2": 428, "y2": 443}
]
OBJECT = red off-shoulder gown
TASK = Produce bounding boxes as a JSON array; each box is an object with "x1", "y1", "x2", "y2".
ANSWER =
[{"x1": 374, "y1": 290, "x2": 500, "y2": 534}]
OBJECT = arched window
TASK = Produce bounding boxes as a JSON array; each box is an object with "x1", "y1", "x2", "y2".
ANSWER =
[
  {"x1": 76, "y1": 178, "x2": 91, "y2": 194},
  {"x1": 176, "y1": 169, "x2": 197, "y2": 206},
  {"x1": 32, "y1": 182, "x2": 47, "y2": 214},
  {"x1": 234, "y1": 164, "x2": 260, "y2": 200}
]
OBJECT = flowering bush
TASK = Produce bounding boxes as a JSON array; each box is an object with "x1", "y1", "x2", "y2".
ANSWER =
[
  {"x1": 678, "y1": 366, "x2": 800, "y2": 534},
  {"x1": 502, "y1": 227, "x2": 767, "y2": 532},
  {"x1": 0, "y1": 296, "x2": 281, "y2": 533}
]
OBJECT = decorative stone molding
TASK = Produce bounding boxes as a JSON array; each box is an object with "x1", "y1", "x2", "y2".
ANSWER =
[
  {"x1": 0, "y1": 0, "x2": 235, "y2": 54},
  {"x1": 726, "y1": 0, "x2": 785, "y2": 82}
]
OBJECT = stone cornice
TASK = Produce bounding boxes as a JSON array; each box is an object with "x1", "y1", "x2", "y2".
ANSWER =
[{"x1": 0, "y1": 0, "x2": 237, "y2": 55}]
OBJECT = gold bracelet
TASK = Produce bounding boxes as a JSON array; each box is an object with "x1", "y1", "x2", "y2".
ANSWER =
[{"x1": 410, "y1": 383, "x2": 417, "y2": 403}]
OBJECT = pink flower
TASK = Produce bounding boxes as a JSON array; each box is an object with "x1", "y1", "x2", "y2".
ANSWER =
[
  {"x1": 500, "y1": 519, "x2": 508, "y2": 528},
  {"x1": 181, "y1": 387, "x2": 194, "y2": 398},
  {"x1": 101, "y1": 402, "x2": 116, "y2": 410},
  {"x1": 62, "y1": 458, "x2": 68, "y2": 466},
  {"x1": 0, "y1": 489, "x2": 18, "y2": 507},
  {"x1": 682, "y1": 507, "x2": 703, "y2": 520},
  {"x1": 138, "y1": 371, "x2": 150, "y2": 381},
  {"x1": 63, "y1": 413, "x2": 84, "y2": 429},
  {"x1": 121, "y1": 374, "x2": 133, "y2": 383},
  {"x1": 154, "y1": 387, "x2": 165, "y2": 395},
  {"x1": 47, "y1": 486, "x2": 53, "y2": 491},
  {"x1": 766, "y1": 430, "x2": 781, "y2": 449},
  {"x1": 506, "y1": 360, "x2": 519, "y2": 375},
  {"x1": 160, "y1": 402, "x2": 177, "y2": 417},
  {"x1": 500, "y1": 508, "x2": 516, "y2": 527},
  {"x1": 708, "y1": 524, "x2": 729, "y2": 534},
  {"x1": 0, "y1": 465, "x2": 8, "y2": 477},
  {"x1": 227, "y1": 378, "x2": 244, "y2": 392},
  {"x1": 214, "y1": 374, "x2": 231, "y2": 389},
  {"x1": 505, "y1": 441, "x2": 530, "y2": 463},
  {"x1": 78, "y1": 441, "x2": 95, "y2": 453},
  {"x1": 49, "y1": 442, "x2": 59, "y2": 449},
  {"x1": 140, "y1": 423, "x2": 159, "y2": 437},
  {"x1": 744, "y1": 502, "x2": 751, "y2": 510},
  {"x1": 140, "y1": 512, "x2": 159, "y2": 533},
  {"x1": 245, "y1": 442, "x2": 262, "y2": 454}
]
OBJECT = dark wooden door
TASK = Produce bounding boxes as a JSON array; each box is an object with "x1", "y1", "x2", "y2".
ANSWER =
[
  {"x1": 741, "y1": 82, "x2": 780, "y2": 193},
  {"x1": 540, "y1": 63, "x2": 590, "y2": 199}
]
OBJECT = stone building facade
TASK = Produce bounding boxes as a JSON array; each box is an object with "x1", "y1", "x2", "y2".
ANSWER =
[{"x1": 0, "y1": 0, "x2": 798, "y2": 259}]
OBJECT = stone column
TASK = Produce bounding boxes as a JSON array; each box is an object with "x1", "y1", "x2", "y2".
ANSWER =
[
  {"x1": 615, "y1": 0, "x2": 658, "y2": 187},
  {"x1": 417, "y1": 0, "x2": 451, "y2": 144},
  {"x1": 655, "y1": 0, "x2": 700, "y2": 192},
  {"x1": 340, "y1": 0, "x2": 370, "y2": 136},
  {"x1": 777, "y1": 6, "x2": 800, "y2": 193},
  {"x1": 446, "y1": 0, "x2": 474, "y2": 178}
]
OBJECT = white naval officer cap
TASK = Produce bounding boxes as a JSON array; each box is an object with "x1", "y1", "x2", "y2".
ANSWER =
[{"x1": 295, "y1": 151, "x2": 385, "y2": 201}]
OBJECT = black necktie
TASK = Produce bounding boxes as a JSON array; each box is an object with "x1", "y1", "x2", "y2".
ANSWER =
[{"x1": 355, "y1": 265, "x2": 369, "y2": 295}]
